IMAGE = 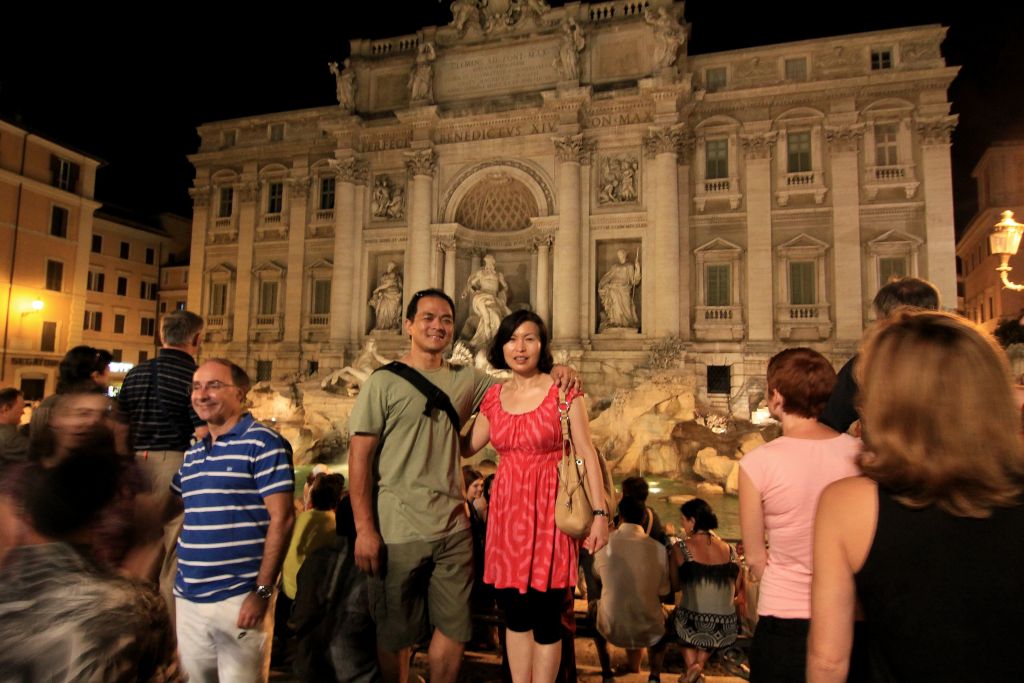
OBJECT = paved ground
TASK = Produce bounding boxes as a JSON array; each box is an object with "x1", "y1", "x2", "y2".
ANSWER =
[{"x1": 271, "y1": 634, "x2": 748, "y2": 682}]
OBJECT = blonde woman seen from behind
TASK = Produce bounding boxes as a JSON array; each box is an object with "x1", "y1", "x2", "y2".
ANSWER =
[{"x1": 808, "y1": 312, "x2": 1024, "y2": 682}]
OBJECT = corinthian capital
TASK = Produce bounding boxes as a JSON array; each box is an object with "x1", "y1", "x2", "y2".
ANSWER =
[
  {"x1": 237, "y1": 182, "x2": 260, "y2": 203},
  {"x1": 405, "y1": 149, "x2": 437, "y2": 177},
  {"x1": 825, "y1": 125, "x2": 864, "y2": 153},
  {"x1": 287, "y1": 177, "x2": 311, "y2": 198},
  {"x1": 916, "y1": 116, "x2": 957, "y2": 145},
  {"x1": 552, "y1": 134, "x2": 589, "y2": 163},
  {"x1": 740, "y1": 132, "x2": 777, "y2": 160},
  {"x1": 330, "y1": 156, "x2": 368, "y2": 184},
  {"x1": 642, "y1": 125, "x2": 684, "y2": 158},
  {"x1": 188, "y1": 185, "x2": 210, "y2": 208}
]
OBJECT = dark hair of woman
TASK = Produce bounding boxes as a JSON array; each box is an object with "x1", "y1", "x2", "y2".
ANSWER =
[
  {"x1": 680, "y1": 497, "x2": 719, "y2": 532},
  {"x1": 57, "y1": 345, "x2": 113, "y2": 394},
  {"x1": 487, "y1": 310, "x2": 554, "y2": 373}
]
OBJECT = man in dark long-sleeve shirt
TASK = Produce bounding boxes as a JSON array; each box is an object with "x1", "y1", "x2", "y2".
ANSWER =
[
  {"x1": 119, "y1": 310, "x2": 206, "y2": 619},
  {"x1": 819, "y1": 277, "x2": 939, "y2": 433}
]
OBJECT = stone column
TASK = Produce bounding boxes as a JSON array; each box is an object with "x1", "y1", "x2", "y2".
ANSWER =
[
  {"x1": 441, "y1": 239, "x2": 457, "y2": 298},
  {"x1": 534, "y1": 236, "x2": 552, "y2": 327},
  {"x1": 827, "y1": 125, "x2": 865, "y2": 340},
  {"x1": 186, "y1": 186, "x2": 209, "y2": 313},
  {"x1": 232, "y1": 181, "x2": 259, "y2": 351},
  {"x1": 643, "y1": 126, "x2": 682, "y2": 337},
  {"x1": 741, "y1": 132, "x2": 776, "y2": 341},
  {"x1": 350, "y1": 180, "x2": 366, "y2": 344},
  {"x1": 329, "y1": 158, "x2": 363, "y2": 345},
  {"x1": 677, "y1": 133, "x2": 694, "y2": 339},
  {"x1": 918, "y1": 117, "x2": 958, "y2": 308},
  {"x1": 404, "y1": 149, "x2": 436, "y2": 308},
  {"x1": 283, "y1": 176, "x2": 310, "y2": 350},
  {"x1": 552, "y1": 134, "x2": 585, "y2": 344}
]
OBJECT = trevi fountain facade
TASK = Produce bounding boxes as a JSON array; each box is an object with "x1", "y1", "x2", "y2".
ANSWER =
[{"x1": 184, "y1": 0, "x2": 958, "y2": 490}]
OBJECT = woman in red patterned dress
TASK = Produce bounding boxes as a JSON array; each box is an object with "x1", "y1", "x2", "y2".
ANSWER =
[{"x1": 465, "y1": 310, "x2": 609, "y2": 683}]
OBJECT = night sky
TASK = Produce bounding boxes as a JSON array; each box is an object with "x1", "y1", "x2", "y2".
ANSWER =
[{"x1": 2, "y1": 0, "x2": 1021, "y2": 234}]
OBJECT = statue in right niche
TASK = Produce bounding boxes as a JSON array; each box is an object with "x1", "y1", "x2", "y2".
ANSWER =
[{"x1": 598, "y1": 248, "x2": 641, "y2": 332}]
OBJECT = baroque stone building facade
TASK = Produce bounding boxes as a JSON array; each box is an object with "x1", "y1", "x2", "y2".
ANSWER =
[{"x1": 186, "y1": 0, "x2": 958, "y2": 415}]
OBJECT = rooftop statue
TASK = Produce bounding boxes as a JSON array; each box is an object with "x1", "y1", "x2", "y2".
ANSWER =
[{"x1": 328, "y1": 58, "x2": 357, "y2": 112}]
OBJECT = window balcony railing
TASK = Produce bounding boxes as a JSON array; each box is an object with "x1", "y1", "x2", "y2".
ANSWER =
[
  {"x1": 775, "y1": 303, "x2": 832, "y2": 340},
  {"x1": 306, "y1": 313, "x2": 330, "y2": 327},
  {"x1": 206, "y1": 315, "x2": 231, "y2": 329},
  {"x1": 776, "y1": 171, "x2": 827, "y2": 206},
  {"x1": 254, "y1": 314, "x2": 281, "y2": 328},
  {"x1": 864, "y1": 164, "x2": 919, "y2": 199},
  {"x1": 694, "y1": 177, "x2": 742, "y2": 212},
  {"x1": 315, "y1": 209, "x2": 335, "y2": 223},
  {"x1": 264, "y1": 213, "x2": 282, "y2": 225},
  {"x1": 693, "y1": 305, "x2": 744, "y2": 341}
]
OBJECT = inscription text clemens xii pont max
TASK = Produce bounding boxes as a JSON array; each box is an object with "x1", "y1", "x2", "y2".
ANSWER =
[{"x1": 435, "y1": 44, "x2": 560, "y2": 100}]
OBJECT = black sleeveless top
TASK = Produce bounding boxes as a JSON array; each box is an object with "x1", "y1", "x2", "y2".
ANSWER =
[{"x1": 854, "y1": 487, "x2": 1024, "y2": 681}]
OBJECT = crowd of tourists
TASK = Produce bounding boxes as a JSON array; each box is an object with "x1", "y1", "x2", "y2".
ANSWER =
[{"x1": 0, "y1": 277, "x2": 1022, "y2": 683}]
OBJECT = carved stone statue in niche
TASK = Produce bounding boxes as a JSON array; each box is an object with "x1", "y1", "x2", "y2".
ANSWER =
[
  {"x1": 371, "y1": 175, "x2": 405, "y2": 220},
  {"x1": 644, "y1": 7, "x2": 685, "y2": 70},
  {"x1": 369, "y1": 261, "x2": 404, "y2": 330},
  {"x1": 598, "y1": 248, "x2": 641, "y2": 332},
  {"x1": 554, "y1": 18, "x2": 584, "y2": 80},
  {"x1": 461, "y1": 253, "x2": 511, "y2": 350},
  {"x1": 408, "y1": 41, "x2": 437, "y2": 103},
  {"x1": 328, "y1": 59, "x2": 357, "y2": 112},
  {"x1": 598, "y1": 155, "x2": 639, "y2": 204}
]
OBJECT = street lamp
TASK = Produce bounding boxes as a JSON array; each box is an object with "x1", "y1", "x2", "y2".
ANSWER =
[
  {"x1": 989, "y1": 210, "x2": 1024, "y2": 291},
  {"x1": 30, "y1": 299, "x2": 43, "y2": 311}
]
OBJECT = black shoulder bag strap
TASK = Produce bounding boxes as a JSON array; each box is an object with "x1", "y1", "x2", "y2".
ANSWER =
[{"x1": 375, "y1": 361, "x2": 461, "y2": 431}]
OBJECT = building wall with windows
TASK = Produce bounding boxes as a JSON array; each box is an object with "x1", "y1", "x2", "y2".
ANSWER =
[
  {"x1": 83, "y1": 211, "x2": 188, "y2": 366},
  {"x1": 0, "y1": 118, "x2": 102, "y2": 399},
  {"x1": 186, "y1": 0, "x2": 958, "y2": 415},
  {"x1": 957, "y1": 141, "x2": 1024, "y2": 332}
]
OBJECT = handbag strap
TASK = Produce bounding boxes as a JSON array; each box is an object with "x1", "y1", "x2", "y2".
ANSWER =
[{"x1": 557, "y1": 387, "x2": 572, "y2": 446}]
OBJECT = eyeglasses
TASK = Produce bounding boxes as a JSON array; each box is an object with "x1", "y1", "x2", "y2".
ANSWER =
[{"x1": 192, "y1": 381, "x2": 236, "y2": 393}]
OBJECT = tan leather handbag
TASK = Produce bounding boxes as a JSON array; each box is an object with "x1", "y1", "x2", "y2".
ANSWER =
[{"x1": 554, "y1": 388, "x2": 617, "y2": 539}]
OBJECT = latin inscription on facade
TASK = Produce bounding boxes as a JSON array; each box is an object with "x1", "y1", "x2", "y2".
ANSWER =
[{"x1": 435, "y1": 43, "x2": 560, "y2": 100}]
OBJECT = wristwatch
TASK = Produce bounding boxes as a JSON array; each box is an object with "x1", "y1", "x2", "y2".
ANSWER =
[
  {"x1": 255, "y1": 584, "x2": 274, "y2": 600},
  {"x1": 592, "y1": 509, "x2": 608, "y2": 517}
]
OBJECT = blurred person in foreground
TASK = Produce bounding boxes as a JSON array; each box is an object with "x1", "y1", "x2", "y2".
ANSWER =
[
  {"x1": 0, "y1": 388, "x2": 29, "y2": 467},
  {"x1": 0, "y1": 440, "x2": 181, "y2": 682},
  {"x1": 28, "y1": 345, "x2": 113, "y2": 442},
  {"x1": 739, "y1": 348, "x2": 861, "y2": 682},
  {"x1": 819, "y1": 277, "x2": 939, "y2": 434},
  {"x1": 808, "y1": 311, "x2": 1024, "y2": 682}
]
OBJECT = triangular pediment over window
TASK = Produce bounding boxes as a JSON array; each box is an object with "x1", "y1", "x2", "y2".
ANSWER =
[{"x1": 695, "y1": 237, "x2": 743, "y2": 254}]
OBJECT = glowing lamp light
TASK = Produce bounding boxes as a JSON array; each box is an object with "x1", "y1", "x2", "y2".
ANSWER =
[
  {"x1": 990, "y1": 210, "x2": 1024, "y2": 292},
  {"x1": 30, "y1": 299, "x2": 44, "y2": 311}
]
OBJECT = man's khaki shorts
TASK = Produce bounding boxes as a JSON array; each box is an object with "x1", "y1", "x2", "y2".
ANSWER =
[{"x1": 368, "y1": 529, "x2": 474, "y2": 651}]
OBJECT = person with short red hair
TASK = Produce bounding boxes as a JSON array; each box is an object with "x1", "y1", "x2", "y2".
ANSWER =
[{"x1": 739, "y1": 348, "x2": 861, "y2": 682}]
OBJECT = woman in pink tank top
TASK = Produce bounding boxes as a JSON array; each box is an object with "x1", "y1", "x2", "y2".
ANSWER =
[{"x1": 739, "y1": 348, "x2": 861, "y2": 682}]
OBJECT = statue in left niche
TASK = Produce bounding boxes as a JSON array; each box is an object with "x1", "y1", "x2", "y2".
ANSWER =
[
  {"x1": 409, "y1": 41, "x2": 437, "y2": 103},
  {"x1": 554, "y1": 17, "x2": 585, "y2": 80},
  {"x1": 369, "y1": 261, "x2": 404, "y2": 331},
  {"x1": 371, "y1": 176, "x2": 405, "y2": 220},
  {"x1": 328, "y1": 59, "x2": 357, "y2": 112}
]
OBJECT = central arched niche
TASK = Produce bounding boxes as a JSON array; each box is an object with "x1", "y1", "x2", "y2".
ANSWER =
[
  {"x1": 455, "y1": 173, "x2": 539, "y2": 231},
  {"x1": 440, "y1": 161, "x2": 556, "y2": 345}
]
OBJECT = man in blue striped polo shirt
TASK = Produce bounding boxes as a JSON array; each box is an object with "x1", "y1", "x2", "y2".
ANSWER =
[{"x1": 169, "y1": 358, "x2": 295, "y2": 683}]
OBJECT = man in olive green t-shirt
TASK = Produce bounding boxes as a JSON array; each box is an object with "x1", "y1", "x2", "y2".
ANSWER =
[{"x1": 349, "y1": 289, "x2": 494, "y2": 683}]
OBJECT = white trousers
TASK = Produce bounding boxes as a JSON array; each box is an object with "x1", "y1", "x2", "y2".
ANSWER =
[{"x1": 176, "y1": 593, "x2": 275, "y2": 683}]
